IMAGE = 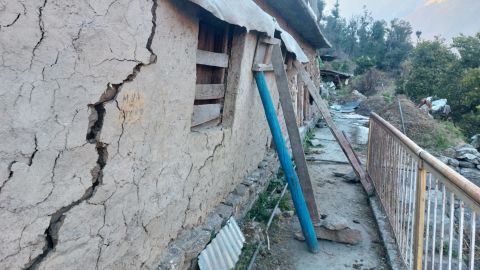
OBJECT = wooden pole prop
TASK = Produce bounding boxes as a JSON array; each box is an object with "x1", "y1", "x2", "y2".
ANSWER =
[
  {"x1": 271, "y1": 45, "x2": 320, "y2": 223},
  {"x1": 254, "y1": 71, "x2": 319, "y2": 253},
  {"x1": 294, "y1": 61, "x2": 374, "y2": 196}
]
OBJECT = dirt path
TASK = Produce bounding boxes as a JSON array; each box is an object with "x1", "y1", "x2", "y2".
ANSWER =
[{"x1": 253, "y1": 112, "x2": 390, "y2": 270}]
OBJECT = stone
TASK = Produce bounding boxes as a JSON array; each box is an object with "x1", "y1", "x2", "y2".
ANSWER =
[
  {"x1": 448, "y1": 158, "x2": 460, "y2": 167},
  {"x1": 342, "y1": 171, "x2": 359, "y2": 183},
  {"x1": 309, "y1": 138, "x2": 323, "y2": 147},
  {"x1": 455, "y1": 144, "x2": 480, "y2": 159},
  {"x1": 294, "y1": 225, "x2": 362, "y2": 245},
  {"x1": 177, "y1": 229, "x2": 211, "y2": 262},
  {"x1": 157, "y1": 246, "x2": 185, "y2": 270},
  {"x1": 460, "y1": 168, "x2": 480, "y2": 186},
  {"x1": 437, "y1": 155, "x2": 450, "y2": 165},
  {"x1": 258, "y1": 160, "x2": 268, "y2": 169},
  {"x1": 234, "y1": 184, "x2": 249, "y2": 196},
  {"x1": 282, "y1": 210, "x2": 294, "y2": 217},
  {"x1": 320, "y1": 216, "x2": 349, "y2": 231},
  {"x1": 471, "y1": 134, "x2": 480, "y2": 149},
  {"x1": 201, "y1": 213, "x2": 224, "y2": 233},
  {"x1": 457, "y1": 154, "x2": 480, "y2": 163},
  {"x1": 458, "y1": 161, "x2": 476, "y2": 168}
]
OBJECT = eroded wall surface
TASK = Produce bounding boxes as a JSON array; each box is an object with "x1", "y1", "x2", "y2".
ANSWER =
[
  {"x1": 0, "y1": 0, "x2": 287, "y2": 269},
  {"x1": 0, "y1": 0, "x2": 325, "y2": 269}
]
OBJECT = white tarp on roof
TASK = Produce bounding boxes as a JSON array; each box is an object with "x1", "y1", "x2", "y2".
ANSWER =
[
  {"x1": 189, "y1": 0, "x2": 276, "y2": 36},
  {"x1": 276, "y1": 23, "x2": 309, "y2": 63},
  {"x1": 188, "y1": 0, "x2": 309, "y2": 63}
]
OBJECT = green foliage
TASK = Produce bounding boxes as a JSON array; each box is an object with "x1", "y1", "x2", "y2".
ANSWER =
[
  {"x1": 396, "y1": 39, "x2": 457, "y2": 101},
  {"x1": 321, "y1": 3, "x2": 412, "y2": 72},
  {"x1": 355, "y1": 56, "x2": 375, "y2": 75},
  {"x1": 235, "y1": 242, "x2": 257, "y2": 270},
  {"x1": 247, "y1": 192, "x2": 277, "y2": 222},
  {"x1": 397, "y1": 33, "x2": 480, "y2": 137},
  {"x1": 452, "y1": 33, "x2": 480, "y2": 68},
  {"x1": 382, "y1": 93, "x2": 394, "y2": 104},
  {"x1": 278, "y1": 196, "x2": 292, "y2": 212},
  {"x1": 332, "y1": 60, "x2": 352, "y2": 73}
]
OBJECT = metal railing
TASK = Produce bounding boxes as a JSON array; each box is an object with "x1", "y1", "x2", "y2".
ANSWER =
[{"x1": 367, "y1": 113, "x2": 480, "y2": 270}]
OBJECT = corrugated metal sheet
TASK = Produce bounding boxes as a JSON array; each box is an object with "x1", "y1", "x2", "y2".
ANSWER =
[{"x1": 198, "y1": 217, "x2": 245, "y2": 270}]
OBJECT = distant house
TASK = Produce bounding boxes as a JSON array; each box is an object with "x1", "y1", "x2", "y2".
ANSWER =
[{"x1": 0, "y1": 0, "x2": 329, "y2": 269}]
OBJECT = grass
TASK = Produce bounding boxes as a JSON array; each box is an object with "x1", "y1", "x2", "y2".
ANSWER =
[
  {"x1": 235, "y1": 242, "x2": 257, "y2": 270},
  {"x1": 382, "y1": 93, "x2": 394, "y2": 104},
  {"x1": 414, "y1": 120, "x2": 466, "y2": 154}
]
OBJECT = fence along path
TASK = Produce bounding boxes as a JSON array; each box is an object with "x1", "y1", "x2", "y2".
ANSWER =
[{"x1": 367, "y1": 112, "x2": 480, "y2": 270}]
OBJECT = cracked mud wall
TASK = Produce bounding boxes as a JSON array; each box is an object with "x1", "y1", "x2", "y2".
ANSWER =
[{"x1": 0, "y1": 0, "x2": 281, "y2": 269}]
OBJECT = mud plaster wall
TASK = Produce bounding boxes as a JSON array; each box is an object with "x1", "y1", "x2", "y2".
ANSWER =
[
  {"x1": 254, "y1": 0, "x2": 322, "y2": 126},
  {"x1": 0, "y1": 0, "x2": 291, "y2": 269},
  {"x1": 0, "y1": 1, "x2": 323, "y2": 270}
]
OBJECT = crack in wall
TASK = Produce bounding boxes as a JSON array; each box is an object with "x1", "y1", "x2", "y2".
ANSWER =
[
  {"x1": 25, "y1": 145, "x2": 107, "y2": 269},
  {"x1": 28, "y1": 135, "x2": 38, "y2": 166},
  {"x1": 1, "y1": 13, "x2": 21, "y2": 28},
  {"x1": 30, "y1": 0, "x2": 48, "y2": 69},
  {"x1": 0, "y1": 161, "x2": 17, "y2": 194},
  {"x1": 22, "y1": 0, "x2": 159, "y2": 267}
]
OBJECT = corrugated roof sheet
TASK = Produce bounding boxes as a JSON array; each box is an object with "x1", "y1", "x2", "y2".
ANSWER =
[{"x1": 198, "y1": 217, "x2": 245, "y2": 270}]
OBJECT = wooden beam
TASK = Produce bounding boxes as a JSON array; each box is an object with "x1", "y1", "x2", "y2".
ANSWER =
[
  {"x1": 196, "y1": 50, "x2": 229, "y2": 68},
  {"x1": 195, "y1": 84, "x2": 225, "y2": 100},
  {"x1": 191, "y1": 104, "x2": 222, "y2": 127},
  {"x1": 252, "y1": 63, "x2": 274, "y2": 72},
  {"x1": 413, "y1": 161, "x2": 427, "y2": 270},
  {"x1": 260, "y1": 36, "x2": 280, "y2": 45},
  {"x1": 272, "y1": 45, "x2": 320, "y2": 223},
  {"x1": 294, "y1": 60, "x2": 374, "y2": 196}
]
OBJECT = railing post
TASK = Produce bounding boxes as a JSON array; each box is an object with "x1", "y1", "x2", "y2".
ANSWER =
[{"x1": 413, "y1": 160, "x2": 427, "y2": 270}]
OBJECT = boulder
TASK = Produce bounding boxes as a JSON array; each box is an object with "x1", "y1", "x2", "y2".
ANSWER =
[
  {"x1": 460, "y1": 168, "x2": 480, "y2": 186},
  {"x1": 458, "y1": 161, "x2": 476, "y2": 168},
  {"x1": 455, "y1": 144, "x2": 480, "y2": 159},
  {"x1": 448, "y1": 158, "x2": 460, "y2": 167},
  {"x1": 471, "y1": 134, "x2": 480, "y2": 149},
  {"x1": 437, "y1": 156, "x2": 450, "y2": 165}
]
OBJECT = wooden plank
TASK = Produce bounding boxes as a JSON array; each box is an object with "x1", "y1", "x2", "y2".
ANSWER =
[
  {"x1": 272, "y1": 45, "x2": 320, "y2": 223},
  {"x1": 260, "y1": 36, "x2": 280, "y2": 45},
  {"x1": 294, "y1": 60, "x2": 374, "y2": 196},
  {"x1": 252, "y1": 63, "x2": 274, "y2": 72},
  {"x1": 413, "y1": 162, "x2": 427, "y2": 270},
  {"x1": 191, "y1": 104, "x2": 222, "y2": 127},
  {"x1": 195, "y1": 84, "x2": 225, "y2": 100},
  {"x1": 196, "y1": 50, "x2": 229, "y2": 68}
]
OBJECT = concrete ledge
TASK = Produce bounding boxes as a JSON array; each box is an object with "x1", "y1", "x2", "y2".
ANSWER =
[{"x1": 369, "y1": 195, "x2": 407, "y2": 270}]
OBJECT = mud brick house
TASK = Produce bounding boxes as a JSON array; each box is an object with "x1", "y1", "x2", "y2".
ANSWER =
[{"x1": 0, "y1": 0, "x2": 329, "y2": 269}]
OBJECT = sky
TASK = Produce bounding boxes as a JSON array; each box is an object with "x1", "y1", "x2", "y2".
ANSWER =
[{"x1": 324, "y1": 0, "x2": 480, "y2": 41}]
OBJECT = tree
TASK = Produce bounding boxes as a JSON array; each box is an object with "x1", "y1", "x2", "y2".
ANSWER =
[
  {"x1": 383, "y1": 19, "x2": 413, "y2": 71},
  {"x1": 456, "y1": 68, "x2": 480, "y2": 136},
  {"x1": 396, "y1": 39, "x2": 457, "y2": 101},
  {"x1": 452, "y1": 33, "x2": 480, "y2": 69},
  {"x1": 316, "y1": 0, "x2": 326, "y2": 22}
]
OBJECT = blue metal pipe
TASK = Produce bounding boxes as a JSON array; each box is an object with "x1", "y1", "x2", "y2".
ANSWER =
[{"x1": 254, "y1": 71, "x2": 319, "y2": 253}]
